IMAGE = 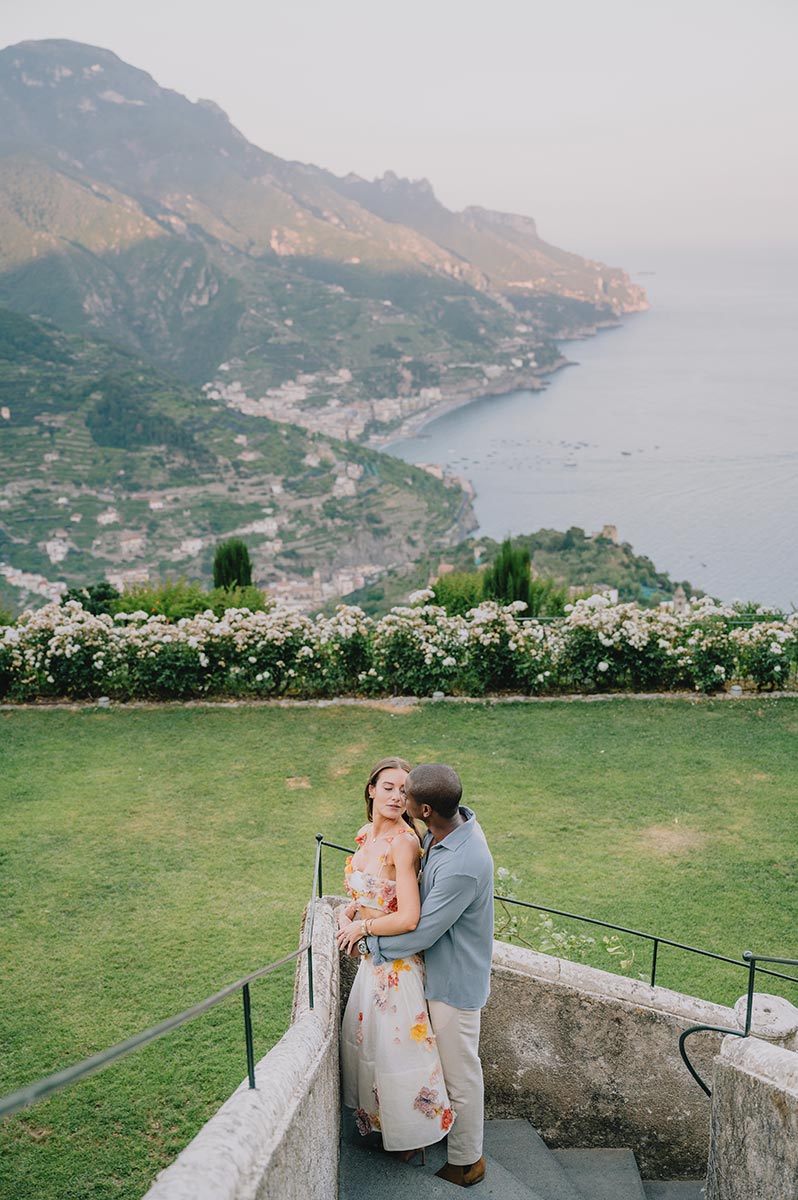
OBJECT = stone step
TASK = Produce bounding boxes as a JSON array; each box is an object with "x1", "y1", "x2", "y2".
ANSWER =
[
  {"x1": 554, "y1": 1148, "x2": 647, "y2": 1200},
  {"x1": 339, "y1": 1133, "x2": 547, "y2": 1200},
  {"x1": 643, "y1": 1183, "x2": 706, "y2": 1199},
  {"x1": 340, "y1": 1113, "x2": 705, "y2": 1200},
  {"x1": 482, "y1": 1119, "x2": 588, "y2": 1200}
]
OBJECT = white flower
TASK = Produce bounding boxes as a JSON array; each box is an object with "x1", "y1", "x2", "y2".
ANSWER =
[{"x1": 597, "y1": 661, "x2": 609, "y2": 673}]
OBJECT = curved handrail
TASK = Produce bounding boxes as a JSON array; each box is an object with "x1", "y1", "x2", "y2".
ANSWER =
[
  {"x1": 678, "y1": 951, "x2": 798, "y2": 1097},
  {"x1": 4, "y1": 838, "x2": 796, "y2": 1123},
  {"x1": 0, "y1": 833, "x2": 328, "y2": 1122}
]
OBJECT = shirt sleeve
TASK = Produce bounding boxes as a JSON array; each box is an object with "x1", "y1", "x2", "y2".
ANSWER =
[{"x1": 367, "y1": 870, "x2": 477, "y2": 964}]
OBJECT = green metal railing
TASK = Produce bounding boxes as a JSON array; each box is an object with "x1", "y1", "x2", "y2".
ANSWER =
[
  {"x1": 319, "y1": 835, "x2": 796, "y2": 1099},
  {"x1": 3, "y1": 834, "x2": 795, "y2": 1123},
  {"x1": 679, "y1": 952, "x2": 798, "y2": 1097},
  {"x1": 318, "y1": 837, "x2": 798, "y2": 992},
  {"x1": 0, "y1": 835, "x2": 326, "y2": 1122}
]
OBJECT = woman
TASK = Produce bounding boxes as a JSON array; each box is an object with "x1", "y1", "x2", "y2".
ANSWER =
[{"x1": 337, "y1": 756, "x2": 454, "y2": 1160}]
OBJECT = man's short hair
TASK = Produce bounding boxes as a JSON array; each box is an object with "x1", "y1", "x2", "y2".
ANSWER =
[{"x1": 406, "y1": 763, "x2": 462, "y2": 819}]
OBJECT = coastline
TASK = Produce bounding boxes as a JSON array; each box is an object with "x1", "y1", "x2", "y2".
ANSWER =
[
  {"x1": 369, "y1": 313, "x2": 641, "y2": 450},
  {"x1": 369, "y1": 356, "x2": 573, "y2": 449}
]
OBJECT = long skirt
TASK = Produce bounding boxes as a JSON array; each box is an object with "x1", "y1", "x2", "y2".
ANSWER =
[{"x1": 341, "y1": 951, "x2": 455, "y2": 1151}]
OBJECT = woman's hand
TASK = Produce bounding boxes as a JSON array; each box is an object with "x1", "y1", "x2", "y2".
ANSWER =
[
  {"x1": 337, "y1": 919, "x2": 364, "y2": 954},
  {"x1": 337, "y1": 904, "x2": 356, "y2": 932}
]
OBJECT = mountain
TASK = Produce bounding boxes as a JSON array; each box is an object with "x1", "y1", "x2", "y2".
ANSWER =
[
  {"x1": 0, "y1": 38, "x2": 647, "y2": 606},
  {"x1": 0, "y1": 40, "x2": 646, "y2": 407},
  {"x1": 323, "y1": 170, "x2": 642, "y2": 323}
]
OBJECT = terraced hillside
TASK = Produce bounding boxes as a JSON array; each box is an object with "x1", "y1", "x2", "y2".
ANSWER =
[{"x1": 0, "y1": 308, "x2": 473, "y2": 605}]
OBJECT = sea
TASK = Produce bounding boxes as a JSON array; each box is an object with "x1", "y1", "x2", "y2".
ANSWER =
[{"x1": 387, "y1": 245, "x2": 798, "y2": 610}]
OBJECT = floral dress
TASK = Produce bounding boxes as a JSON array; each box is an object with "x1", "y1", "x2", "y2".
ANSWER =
[{"x1": 340, "y1": 827, "x2": 454, "y2": 1151}]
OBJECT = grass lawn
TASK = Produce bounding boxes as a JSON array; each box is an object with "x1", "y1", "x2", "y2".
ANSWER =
[{"x1": 2, "y1": 697, "x2": 797, "y2": 1199}]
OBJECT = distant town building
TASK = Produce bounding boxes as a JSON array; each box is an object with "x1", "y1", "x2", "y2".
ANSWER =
[
  {"x1": 119, "y1": 532, "x2": 147, "y2": 559},
  {"x1": 107, "y1": 568, "x2": 150, "y2": 591}
]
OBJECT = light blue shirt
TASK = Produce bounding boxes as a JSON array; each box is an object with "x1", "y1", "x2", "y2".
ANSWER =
[{"x1": 367, "y1": 807, "x2": 494, "y2": 1010}]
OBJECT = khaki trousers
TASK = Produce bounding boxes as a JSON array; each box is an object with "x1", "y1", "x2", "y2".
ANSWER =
[{"x1": 428, "y1": 1000, "x2": 484, "y2": 1165}]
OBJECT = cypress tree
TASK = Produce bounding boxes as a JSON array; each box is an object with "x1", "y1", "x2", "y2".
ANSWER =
[
  {"x1": 483, "y1": 538, "x2": 531, "y2": 607},
  {"x1": 213, "y1": 538, "x2": 253, "y2": 589}
]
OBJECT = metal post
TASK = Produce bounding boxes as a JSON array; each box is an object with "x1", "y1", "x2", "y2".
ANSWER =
[
  {"x1": 316, "y1": 833, "x2": 324, "y2": 897},
  {"x1": 743, "y1": 950, "x2": 756, "y2": 1035},
  {"x1": 308, "y1": 943, "x2": 315, "y2": 1011},
  {"x1": 243, "y1": 983, "x2": 256, "y2": 1089},
  {"x1": 650, "y1": 938, "x2": 659, "y2": 987}
]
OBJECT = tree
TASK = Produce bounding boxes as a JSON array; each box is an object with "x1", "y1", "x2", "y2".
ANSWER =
[
  {"x1": 431, "y1": 571, "x2": 484, "y2": 617},
  {"x1": 213, "y1": 538, "x2": 253, "y2": 589},
  {"x1": 482, "y1": 539, "x2": 531, "y2": 608},
  {"x1": 62, "y1": 581, "x2": 121, "y2": 615}
]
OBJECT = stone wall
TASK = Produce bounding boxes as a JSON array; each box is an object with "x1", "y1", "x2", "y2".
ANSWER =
[
  {"x1": 706, "y1": 1035, "x2": 798, "y2": 1200},
  {"x1": 141, "y1": 899, "x2": 341, "y2": 1200},
  {"x1": 139, "y1": 906, "x2": 785, "y2": 1197},
  {"x1": 481, "y1": 942, "x2": 735, "y2": 1178}
]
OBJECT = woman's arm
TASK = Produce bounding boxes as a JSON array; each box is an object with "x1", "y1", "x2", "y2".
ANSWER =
[{"x1": 336, "y1": 837, "x2": 420, "y2": 951}]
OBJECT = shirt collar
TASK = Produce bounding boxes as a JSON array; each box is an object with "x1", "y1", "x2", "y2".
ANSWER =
[{"x1": 425, "y1": 806, "x2": 476, "y2": 852}]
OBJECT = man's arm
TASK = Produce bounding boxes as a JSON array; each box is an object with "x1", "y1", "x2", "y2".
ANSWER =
[{"x1": 367, "y1": 871, "x2": 477, "y2": 964}]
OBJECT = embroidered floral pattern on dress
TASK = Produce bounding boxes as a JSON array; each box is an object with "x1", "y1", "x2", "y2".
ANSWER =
[
  {"x1": 354, "y1": 1107, "x2": 380, "y2": 1135},
  {"x1": 413, "y1": 1087, "x2": 439, "y2": 1117},
  {"x1": 342, "y1": 943, "x2": 455, "y2": 1150},
  {"x1": 409, "y1": 1017, "x2": 429, "y2": 1042}
]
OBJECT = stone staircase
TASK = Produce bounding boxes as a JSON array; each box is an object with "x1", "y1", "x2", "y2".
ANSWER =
[{"x1": 339, "y1": 1117, "x2": 706, "y2": 1200}]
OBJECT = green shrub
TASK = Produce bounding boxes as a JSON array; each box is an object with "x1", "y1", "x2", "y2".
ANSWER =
[
  {"x1": 62, "y1": 581, "x2": 120, "y2": 616},
  {"x1": 527, "y1": 577, "x2": 569, "y2": 618},
  {"x1": 213, "y1": 538, "x2": 253, "y2": 589},
  {"x1": 680, "y1": 615, "x2": 737, "y2": 692},
  {"x1": 205, "y1": 585, "x2": 271, "y2": 616},
  {"x1": 2, "y1": 593, "x2": 796, "y2": 702},
  {"x1": 111, "y1": 578, "x2": 209, "y2": 621},
  {"x1": 431, "y1": 571, "x2": 484, "y2": 617}
]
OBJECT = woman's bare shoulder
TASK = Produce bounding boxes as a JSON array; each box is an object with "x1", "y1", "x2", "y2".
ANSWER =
[
  {"x1": 354, "y1": 824, "x2": 371, "y2": 846},
  {"x1": 391, "y1": 829, "x2": 422, "y2": 864}
]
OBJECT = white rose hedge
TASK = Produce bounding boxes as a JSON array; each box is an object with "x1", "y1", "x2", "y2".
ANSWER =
[{"x1": 1, "y1": 594, "x2": 796, "y2": 701}]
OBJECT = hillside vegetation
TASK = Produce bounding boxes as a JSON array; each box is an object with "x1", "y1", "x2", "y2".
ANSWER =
[
  {"x1": 341, "y1": 528, "x2": 698, "y2": 614},
  {"x1": 0, "y1": 308, "x2": 470, "y2": 597}
]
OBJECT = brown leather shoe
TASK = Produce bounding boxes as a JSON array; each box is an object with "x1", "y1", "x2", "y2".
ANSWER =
[{"x1": 435, "y1": 1156, "x2": 486, "y2": 1187}]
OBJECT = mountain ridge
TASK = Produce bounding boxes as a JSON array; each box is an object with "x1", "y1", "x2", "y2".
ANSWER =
[{"x1": 0, "y1": 38, "x2": 647, "y2": 607}]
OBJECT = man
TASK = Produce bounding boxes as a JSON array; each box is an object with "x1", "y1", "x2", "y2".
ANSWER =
[{"x1": 361, "y1": 762, "x2": 494, "y2": 1188}]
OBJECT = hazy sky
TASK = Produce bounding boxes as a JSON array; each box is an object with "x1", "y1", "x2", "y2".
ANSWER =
[{"x1": 3, "y1": 0, "x2": 796, "y2": 260}]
